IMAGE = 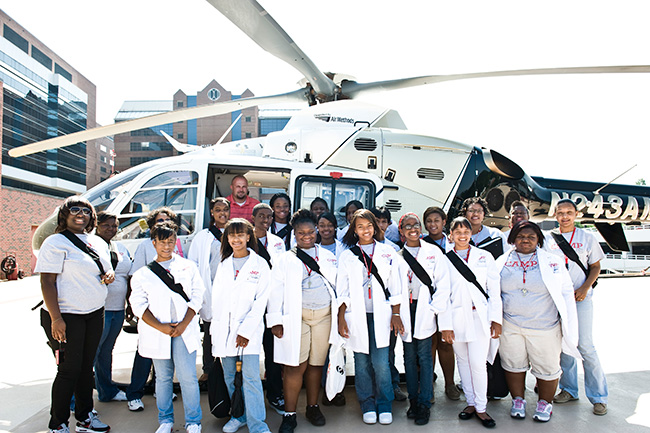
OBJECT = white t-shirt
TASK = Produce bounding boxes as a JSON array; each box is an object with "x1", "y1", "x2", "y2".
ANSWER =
[
  {"x1": 404, "y1": 245, "x2": 422, "y2": 301},
  {"x1": 544, "y1": 227, "x2": 605, "y2": 290},
  {"x1": 104, "y1": 241, "x2": 132, "y2": 311},
  {"x1": 35, "y1": 232, "x2": 112, "y2": 314}
]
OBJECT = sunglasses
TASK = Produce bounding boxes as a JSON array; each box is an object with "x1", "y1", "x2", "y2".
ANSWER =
[
  {"x1": 402, "y1": 223, "x2": 421, "y2": 230},
  {"x1": 69, "y1": 207, "x2": 91, "y2": 216},
  {"x1": 156, "y1": 218, "x2": 172, "y2": 223}
]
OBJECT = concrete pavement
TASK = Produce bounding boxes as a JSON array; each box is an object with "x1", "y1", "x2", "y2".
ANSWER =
[{"x1": 1, "y1": 275, "x2": 649, "y2": 432}]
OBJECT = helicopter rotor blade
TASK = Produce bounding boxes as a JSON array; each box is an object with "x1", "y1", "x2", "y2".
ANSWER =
[
  {"x1": 8, "y1": 89, "x2": 307, "y2": 158},
  {"x1": 205, "y1": 0, "x2": 338, "y2": 99},
  {"x1": 341, "y1": 65, "x2": 650, "y2": 98}
]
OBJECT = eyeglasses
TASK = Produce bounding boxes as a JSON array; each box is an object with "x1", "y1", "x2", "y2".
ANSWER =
[
  {"x1": 156, "y1": 218, "x2": 172, "y2": 223},
  {"x1": 69, "y1": 207, "x2": 91, "y2": 216},
  {"x1": 467, "y1": 209, "x2": 484, "y2": 214},
  {"x1": 402, "y1": 223, "x2": 421, "y2": 230}
]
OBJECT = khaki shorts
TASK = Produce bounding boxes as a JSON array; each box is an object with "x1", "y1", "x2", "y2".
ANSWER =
[
  {"x1": 499, "y1": 320, "x2": 562, "y2": 381},
  {"x1": 299, "y1": 306, "x2": 332, "y2": 366}
]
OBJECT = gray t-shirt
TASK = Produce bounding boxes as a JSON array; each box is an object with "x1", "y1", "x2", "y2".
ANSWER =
[
  {"x1": 544, "y1": 228, "x2": 605, "y2": 291},
  {"x1": 35, "y1": 232, "x2": 111, "y2": 314},
  {"x1": 233, "y1": 255, "x2": 250, "y2": 278},
  {"x1": 361, "y1": 243, "x2": 375, "y2": 313},
  {"x1": 104, "y1": 241, "x2": 132, "y2": 311},
  {"x1": 405, "y1": 245, "x2": 422, "y2": 301},
  {"x1": 156, "y1": 258, "x2": 177, "y2": 322},
  {"x1": 500, "y1": 250, "x2": 559, "y2": 330},
  {"x1": 301, "y1": 247, "x2": 331, "y2": 310}
]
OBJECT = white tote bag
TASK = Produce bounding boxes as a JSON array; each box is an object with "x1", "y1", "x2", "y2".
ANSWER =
[{"x1": 325, "y1": 342, "x2": 346, "y2": 400}]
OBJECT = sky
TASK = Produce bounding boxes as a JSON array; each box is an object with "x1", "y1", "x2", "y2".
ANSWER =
[{"x1": 2, "y1": 0, "x2": 650, "y2": 185}]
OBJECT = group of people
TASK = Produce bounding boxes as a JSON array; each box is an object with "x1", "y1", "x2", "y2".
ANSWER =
[{"x1": 36, "y1": 174, "x2": 608, "y2": 433}]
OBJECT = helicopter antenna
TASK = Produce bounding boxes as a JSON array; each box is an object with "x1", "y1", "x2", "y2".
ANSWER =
[
  {"x1": 594, "y1": 164, "x2": 637, "y2": 195},
  {"x1": 216, "y1": 114, "x2": 242, "y2": 146}
]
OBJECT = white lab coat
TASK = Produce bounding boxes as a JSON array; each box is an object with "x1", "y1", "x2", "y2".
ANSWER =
[
  {"x1": 267, "y1": 246, "x2": 339, "y2": 366},
  {"x1": 336, "y1": 242, "x2": 403, "y2": 354},
  {"x1": 211, "y1": 250, "x2": 271, "y2": 357},
  {"x1": 495, "y1": 247, "x2": 581, "y2": 360},
  {"x1": 398, "y1": 241, "x2": 451, "y2": 342},
  {"x1": 438, "y1": 246, "x2": 502, "y2": 359},
  {"x1": 187, "y1": 227, "x2": 221, "y2": 321},
  {"x1": 130, "y1": 254, "x2": 205, "y2": 359},
  {"x1": 261, "y1": 231, "x2": 286, "y2": 265}
]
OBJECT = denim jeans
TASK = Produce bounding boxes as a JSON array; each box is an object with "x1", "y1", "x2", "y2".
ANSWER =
[
  {"x1": 353, "y1": 313, "x2": 394, "y2": 414},
  {"x1": 402, "y1": 301, "x2": 433, "y2": 407},
  {"x1": 126, "y1": 351, "x2": 153, "y2": 401},
  {"x1": 152, "y1": 336, "x2": 202, "y2": 426},
  {"x1": 389, "y1": 332, "x2": 400, "y2": 389},
  {"x1": 559, "y1": 292, "x2": 608, "y2": 404},
  {"x1": 94, "y1": 309, "x2": 125, "y2": 401},
  {"x1": 223, "y1": 355, "x2": 269, "y2": 433}
]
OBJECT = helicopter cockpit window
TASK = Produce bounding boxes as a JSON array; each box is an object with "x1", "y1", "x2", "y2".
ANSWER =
[
  {"x1": 83, "y1": 165, "x2": 147, "y2": 212},
  {"x1": 116, "y1": 170, "x2": 199, "y2": 240},
  {"x1": 295, "y1": 176, "x2": 374, "y2": 227}
]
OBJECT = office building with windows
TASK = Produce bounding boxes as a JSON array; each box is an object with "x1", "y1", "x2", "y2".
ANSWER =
[{"x1": 0, "y1": 9, "x2": 111, "y2": 276}]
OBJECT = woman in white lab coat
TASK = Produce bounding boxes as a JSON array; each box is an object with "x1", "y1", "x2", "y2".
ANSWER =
[
  {"x1": 337, "y1": 209, "x2": 404, "y2": 425},
  {"x1": 130, "y1": 221, "x2": 205, "y2": 433},
  {"x1": 186, "y1": 196, "x2": 230, "y2": 380},
  {"x1": 396, "y1": 212, "x2": 451, "y2": 426},
  {"x1": 211, "y1": 218, "x2": 272, "y2": 433},
  {"x1": 268, "y1": 209, "x2": 339, "y2": 432},
  {"x1": 439, "y1": 217, "x2": 502, "y2": 428}
]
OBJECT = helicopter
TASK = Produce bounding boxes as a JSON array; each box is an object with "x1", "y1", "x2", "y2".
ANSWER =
[{"x1": 11, "y1": 0, "x2": 650, "y2": 254}]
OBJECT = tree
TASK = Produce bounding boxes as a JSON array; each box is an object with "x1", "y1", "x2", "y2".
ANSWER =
[{"x1": 636, "y1": 178, "x2": 646, "y2": 185}]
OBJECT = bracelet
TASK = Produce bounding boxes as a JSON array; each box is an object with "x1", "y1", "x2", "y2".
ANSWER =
[
  {"x1": 392, "y1": 313, "x2": 400, "y2": 317},
  {"x1": 53, "y1": 318, "x2": 63, "y2": 323}
]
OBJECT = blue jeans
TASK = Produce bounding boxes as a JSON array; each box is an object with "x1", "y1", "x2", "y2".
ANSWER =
[
  {"x1": 403, "y1": 301, "x2": 433, "y2": 407},
  {"x1": 152, "y1": 337, "x2": 202, "y2": 426},
  {"x1": 353, "y1": 314, "x2": 394, "y2": 414},
  {"x1": 94, "y1": 310, "x2": 125, "y2": 401},
  {"x1": 223, "y1": 355, "x2": 269, "y2": 433},
  {"x1": 559, "y1": 292, "x2": 608, "y2": 404},
  {"x1": 126, "y1": 351, "x2": 152, "y2": 401}
]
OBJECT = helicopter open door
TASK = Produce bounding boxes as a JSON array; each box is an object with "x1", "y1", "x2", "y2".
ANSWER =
[{"x1": 289, "y1": 168, "x2": 384, "y2": 227}]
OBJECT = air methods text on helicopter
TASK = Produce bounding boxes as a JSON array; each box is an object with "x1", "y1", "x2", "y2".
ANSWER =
[{"x1": 548, "y1": 191, "x2": 650, "y2": 221}]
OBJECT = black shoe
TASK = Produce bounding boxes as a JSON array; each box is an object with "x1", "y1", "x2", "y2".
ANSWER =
[
  {"x1": 459, "y1": 406, "x2": 476, "y2": 420},
  {"x1": 407, "y1": 399, "x2": 417, "y2": 419},
  {"x1": 269, "y1": 397, "x2": 285, "y2": 415},
  {"x1": 306, "y1": 405, "x2": 326, "y2": 426},
  {"x1": 279, "y1": 413, "x2": 297, "y2": 433},
  {"x1": 477, "y1": 413, "x2": 496, "y2": 428},
  {"x1": 394, "y1": 387, "x2": 408, "y2": 401},
  {"x1": 322, "y1": 392, "x2": 346, "y2": 406},
  {"x1": 415, "y1": 404, "x2": 430, "y2": 426}
]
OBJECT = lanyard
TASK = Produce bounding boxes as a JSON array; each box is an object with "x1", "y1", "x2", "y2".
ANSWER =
[
  {"x1": 359, "y1": 242, "x2": 375, "y2": 299},
  {"x1": 234, "y1": 269, "x2": 240, "y2": 279},
  {"x1": 515, "y1": 251, "x2": 537, "y2": 285},
  {"x1": 263, "y1": 236, "x2": 268, "y2": 249},
  {"x1": 563, "y1": 228, "x2": 576, "y2": 269},
  {"x1": 406, "y1": 247, "x2": 420, "y2": 303},
  {"x1": 303, "y1": 246, "x2": 319, "y2": 276},
  {"x1": 454, "y1": 247, "x2": 470, "y2": 263}
]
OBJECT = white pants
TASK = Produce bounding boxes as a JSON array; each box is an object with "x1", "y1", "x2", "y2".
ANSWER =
[{"x1": 453, "y1": 310, "x2": 490, "y2": 412}]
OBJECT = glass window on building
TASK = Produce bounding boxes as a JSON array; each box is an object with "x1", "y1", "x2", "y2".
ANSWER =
[
  {"x1": 177, "y1": 101, "x2": 183, "y2": 108},
  {"x1": 259, "y1": 118, "x2": 290, "y2": 136},
  {"x1": 117, "y1": 170, "x2": 199, "y2": 240},
  {"x1": 31, "y1": 46, "x2": 52, "y2": 70},
  {"x1": 54, "y1": 63, "x2": 72, "y2": 81},
  {"x1": 3, "y1": 24, "x2": 28, "y2": 53},
  {"x1": 177, "y1": 133, "x2": 184, "y2": 139},
  {"x1": 245, "y1": 116, "x2": 252, "y2": 122},
  {"x1": 245, "y1": 132, "x2": 252, "y2": 138}
]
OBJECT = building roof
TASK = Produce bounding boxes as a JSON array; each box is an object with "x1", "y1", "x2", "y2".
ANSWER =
[{"x1": 114, "y1": 100, "x2": 172, "y2": 121}]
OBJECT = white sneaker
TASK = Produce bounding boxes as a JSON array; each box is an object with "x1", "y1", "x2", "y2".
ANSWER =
[
  {"x1": 128, "y1": 399, "x2": 145, "y2": 412},
  {"x1": 75, "y1": 411, "x2": 110, "y2": 432},
  {"x1": 378, "y1": 412, "x2": 393, "y2": 425},
  {"x1": 362, "y1": 412, "x2": 377, "y2": 424},
  {"x1": 155, "y1": 422, "x2": 173, "y2": 433},
  {"x1": 50, "y1": 424, "x2": 71, "y2": 433},
  {"x1": 533, "y1": 400, "x2": 553, "y2": 422},
  {"x1": 111, "y1": 390, "x2": 127, "y2": 401},
  {"x1": 222, "y1": 418, "x2": 246, "y2": 433},
  {"x1": 510, "y1": 397, "x2": 526, "y2": 419},
  {"x1": 186, "y1": 424, "x2": 202, "y2": 433}
]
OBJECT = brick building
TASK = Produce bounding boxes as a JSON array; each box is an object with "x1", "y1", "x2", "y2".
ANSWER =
[{"x1": 0, "y1": 10, "x2": 112, "y2": 276}]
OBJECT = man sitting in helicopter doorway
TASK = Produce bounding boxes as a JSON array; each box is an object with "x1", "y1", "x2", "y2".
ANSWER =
[
  {"x1": 503, "y1": 201, "x2": 530, "y2": 242},
  {"x1": 226, "y1": 175, "x2": 260, "y2": 224}
]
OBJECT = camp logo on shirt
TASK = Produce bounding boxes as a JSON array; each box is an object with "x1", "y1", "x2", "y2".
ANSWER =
[
  {"x1": 246, "y1": 270, "x2": 260, "y2": 282},
  {"x1": 477, "y1": 256, "x2": 487, "y2": 265},
  {"x1": 274, "y1": 242, "x2": 284, "y2": 249},
  {"x1": 549, "y1": 262, "x2": 560, "y2": 273},
  {"x1": 505, "y1": 258, "x2": 539, "y2": 267},
  {"x1": 425, "y1": 256, "x2": 436, "y2": 261},
  {"x1": 550, "y1": 241, "x2": 583, "y2": 250},
  {"x1": 327, "y1": 258, "x2": 337, "y2": 265}
]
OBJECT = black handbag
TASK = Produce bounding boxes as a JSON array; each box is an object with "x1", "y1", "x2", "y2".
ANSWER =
[{"x1": 208, "y1": 357, "x2": 231, "y2": 418}]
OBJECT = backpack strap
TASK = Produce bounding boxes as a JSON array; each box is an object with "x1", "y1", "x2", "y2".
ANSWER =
[
  {"x1": 147, "y1": 261, "x2": 190, "y2": 302},
  {"x1": 60, "y1": 230, "x2": 106, "y2": 275},
  {"x1": 550, "y1": 230, "x2": 598, "y2": 288},
  {"x1": 445, "y1": 250, "x2": 489, "y2": 300},
  {"x1": 349, "y1": 245, "x2": 391, "y2": 301},
  {"x1": 208, "y1": 225, "x2": 223, "y2": 242},
  {"x1": 291, "y1": 246, "x2": 335, "y2": 294},
  {"x1": 257, "y1": 239, "x2": 272, "y2": 269},
  {"x1": 398, "y1": 247, "x2": 436, "y2": 297}
]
